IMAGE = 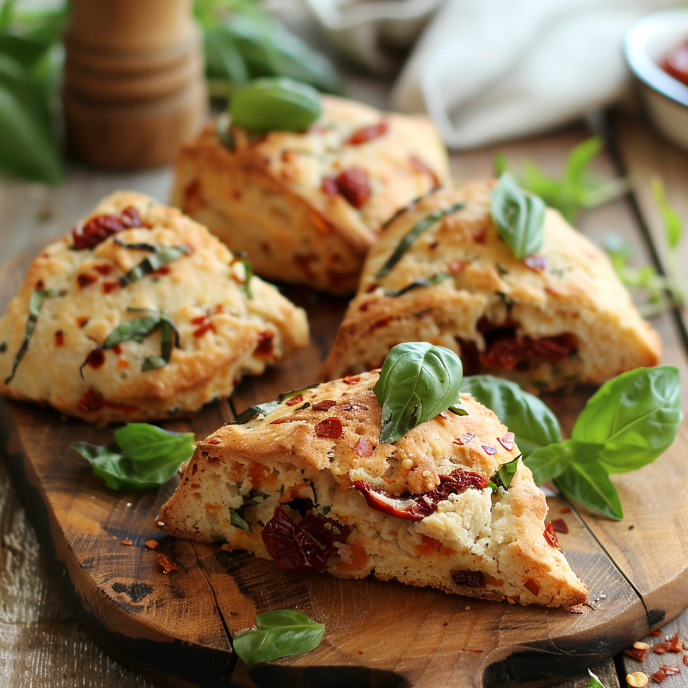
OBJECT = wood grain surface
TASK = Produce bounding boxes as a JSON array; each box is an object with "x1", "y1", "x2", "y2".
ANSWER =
[{"x1": 1, "y1": 116, "x2": 687, "y2": 688}]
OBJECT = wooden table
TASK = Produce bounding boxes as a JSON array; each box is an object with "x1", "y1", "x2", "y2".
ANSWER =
[{"x1": 1, "y1": 101, "x2": 687, "y2": 687}]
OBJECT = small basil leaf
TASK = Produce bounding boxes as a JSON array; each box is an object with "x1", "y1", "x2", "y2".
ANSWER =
[
  {"x1": 231, "y1": 400, "x2": 281, "y2": 425},
  {"x1": 119, "y1": 245, "x2": 190, "y2": 287},
  {"x1": 571, "y1": 366, "x2": 682, "y2": 474},
  {"x1": 233, "y1": 609, "x2": 325, "y2": 667},
  {"x1": 240, "y1": 258, "x2": 254, "y2": 298},
  {"x1": 584, "y1": 669, "x2": 607, "y2": 688},
  {"x1": 491, "y1": 172, "x2": 545, "y2": 260},
  {"x1": 460, "y1": 376, "x2": 560, "y2": 458},
  {"x1": 487, "y1": 481, "x2": 498, "y2": 492},
  {"x1": 230, "y1": 77, "x2": 322, "y2": 132},
  {"x1": 383, "y1": 271, "x2": 450, "y2": 297},
  {"x1": 376, "y1": 203, "x2": 466, "y2": 279},
  {"x1": 524, "y1": 440, "x2": 605, "y2": 485},
  {"x1": 553, "y1": 461, "x2": 623, "y2": 520},
  {"x1": 497, "y1": 455, "x2": 520, "y2": 489},
  {"x1": 230, "y1": 508, "x2": 251, "y2": 531},
  {"x1": 102, "y1": 316, "x2": 160, "y2": 349},
  {"x1": 374, "y1": 343, "x2": 463, "y2": 444}
]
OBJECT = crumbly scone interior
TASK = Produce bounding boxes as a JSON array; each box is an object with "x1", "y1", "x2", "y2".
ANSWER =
[{"x1": 159, "y1": 374, "x2": 587, "y2": 608}]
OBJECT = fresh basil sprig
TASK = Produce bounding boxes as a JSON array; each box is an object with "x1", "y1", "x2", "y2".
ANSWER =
[
  {"x1": 119, "y1": 245, "x2": 190, "y2": 287},
  {"x1": 232, "y1": 609, "x2": 325, "y2": 667},
  {"x1": 491, "y1": 172, "x2": 546, "y2": 260},
  {"x1": 375, "y1": 203, "x2": 466, "y2": 279},
  {"x1": 71, "y1": 423, "x2": 195, "y2": 491},
  {"x1": 374, "y1": 343, "x2": 464, "y2": 444},
  {"x1": 230, "y1": 77, "x2": 322, "y2": 132},
  {"x1": 5, "y1": 288, "x2": 61, "y2": 384},
  {"x1": 460, "y1": 375, "x2": 560, "y2": 457}
]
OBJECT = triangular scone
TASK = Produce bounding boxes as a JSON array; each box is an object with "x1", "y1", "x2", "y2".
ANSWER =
[
  {"x1": 171, "y1": 95, "x2": 449, "y2": 294},
  {"x1": 158, "y1": 371, "x2": 587, "y2": 608},
  {"x1": 320, "y1": 181, "x2": 660, "y2": 389},
  {"x1": 0, "y1": 192, "x2": 308, "y2": 423}
]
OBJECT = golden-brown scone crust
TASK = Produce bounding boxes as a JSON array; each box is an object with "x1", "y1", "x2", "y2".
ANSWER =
[
  {"x1": 0, "y1": 191, "x2": 309, "y2": 424},
  {"x1": 320, "y1": 181, "x2": 661, "y2": 389},
  {"x1": 171, "y1": 95, "x2": 449, "y2": 294},
  {"x1": 158, "y1": 371, "x2": 588, "y2": 608}
]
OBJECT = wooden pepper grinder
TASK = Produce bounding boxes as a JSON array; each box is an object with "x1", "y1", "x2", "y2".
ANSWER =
[{"x1": 63, "y1": 0, "x2": 207, "y2": 170}]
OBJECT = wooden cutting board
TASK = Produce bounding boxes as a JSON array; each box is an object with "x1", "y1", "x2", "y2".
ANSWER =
[{"x1": 2, "y1": 124, "x2": 688, "y2": 688}]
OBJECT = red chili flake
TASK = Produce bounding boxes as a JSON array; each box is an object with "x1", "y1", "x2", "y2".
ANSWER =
[
  {"x1": 158, "y1": 552, "x2": 178, "y2": 574},
  {"x1": 544, "y1": 522, "x2": 562, "y2": 551},
  {"x1": 102, "y1": 281, "x2": 119, "y2": 294},
  {"x1": 121, "y1": 539, "x2": 133, "y2": 546},
  {"x1": 334, "y1": 167, "x2": 370, "y2": 209},
  {"x1": 85, "y1": 348, "x2": 106, "y2": 369},
  {"x1": 453, "y1": 433, "x2": 475, "y2": 446},
  {"x1": 473, "y1": 229, "x2": 487, "y2": 244},
  {"x1": 353, "y1": 469, "x2": 488, "y2": 521},
  {"x1": 561, "y1": 507, "x2": 571, "y2": 514},
  {"x1": 72, "y1": 206, "x2": 144, "y2": 250},
  {"x1": 652, "y1": 668, "x2": 667, "y2": 683},
  {"x1": 255, "y1": 331, "x2": 274, "y2": 356},
  {"x1": 77, "y1": 273, "x2": 97, "y2": 289},
  {"x1": 662, "y1": 665, "x2": 681, "y2": 676},
  {"x1": 112, "y1": 344, "x2": 122, "y2": 355},
  {"x1": 624, "y1": 646, "x2": 647, "y2": 661},
  {"x1": 54, "y1": 330, "x2": 64, "y2": 347},
  {"x1": 524, "y1": 578, "x2": 540, "y2": 596},
  {"x1": 144, "y1": 540, "x2": 159, "y2": 550},
  {"x1": 667, "y1": 633, "x2": 682, "y2": 652},
  {"x1": 285, "y1": 395, "x2": 303, "y2": 406},
  {"x1": 451, "y1": 570, "x2": 485, "y2": 588},
  {"x1": 194, "y1": 321, "x2": 216, "y2": 338},
  {"x1": 653, "y1": 642, "x2": 671, "y2": 654},
  {"x1": 321, "y1": 176, "x2": 338, "y2": 196},
  {"x1": 312, "y1": 400, "x2": 337, "y2": 411},
  {"x1": 651, "y1": 629, "x2": 663, "y2": 636},
  {"x1": 346, "y1": 120, "x2": 389, "y2": 145},
  {"x1": 77, "y1": 388, "x2": 104, "y2": 413},
  {"x1": 482, "y1": 445, "x2": 497, "y2": 455},
  {"x1": 35, "y1": 279, "x2": 44, "y2": 290},
  {"x1": 570, "y1": 605, "x2": 586, "y2": 614},
  {"x1": 207, "y1": 438, "x2": 221, "y2": 445},
  {"x1": 152, "y1": 265, "x2": 171, "y2": 276},
  {"x1": 438, "y1": 412, "x2": 448, "y2": 419},
  {"x1": 343, "y1": 375, "x2": 360, "y2": 384},
  {"x1": 314, "y1": 417, "x2": 342, "y2": 439},
  {"x1": 270, "y1": 417, "x2": 301, "y2": 424},
  {"x1": 497, "y1": 432, "x2": 515, "y2": 451},
  {"x1": 684, "y1": 656, "x2": 688, "y2": 666},
  {"x1": 353, "y1": 437, "x2": 374, "y2": 458},
  {"x1": 550, "y1": 518, "x2": 569, "y2": 534},
  {"x1": 447, "y1": 260, "x2": 467, "y2": 274},
  {"x1": 409, "y1": 154, "x2": 440, "y2": 187},
  {"x1": 261, "y1": 505, "x2": 351, "y2": 573},
  {"x1": 94, "y1": 263, "x2": 112, "y2": 275},
  {"x1": 191, "y1": 315, "x2": 207, "y2": 325},
  {"x1": 523, "y1": 255, "x2": 548, "y2": 272}
]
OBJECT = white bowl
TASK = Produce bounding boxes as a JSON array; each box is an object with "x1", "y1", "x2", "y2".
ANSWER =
[{"x1": 625, "y1": 8, "x2": 688, "y2": 152}]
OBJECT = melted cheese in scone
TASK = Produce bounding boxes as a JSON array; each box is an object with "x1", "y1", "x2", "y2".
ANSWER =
[
  {"x1": 158, "y1": 371, "x2": 588, "y2": 608},
  {"x1": 0, "y1": 191, "x2": 309, "y2": 423}
]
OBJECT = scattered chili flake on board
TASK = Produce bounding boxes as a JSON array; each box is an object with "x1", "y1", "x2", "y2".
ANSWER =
[
  {"x1": 650, "y1": 629, "x2": 663, "y2": 636},
  {"x1": 684, "y1": 656, "x2": 688, "y2": 666},
  {"x1": 144, "y1": 540, "x2": 159, "y2": 550},
  {"x1": 662, "y1": 665, "x2": 680, "y2": 676},
  {"x1": 543, "y1": 522, "x2": 562, "y2": 551},
  {"x1": 653, "y1": 642, "x2": 671, "y2": 654},
  {"x1": 121, "y1": 539, "x2": 133, "y2": 546},
  {"x1": 353, "y1": 437, "x2": 374, "y2": 458},
  {"x1": 315, "y1": 417, "x2": 342, "y2": 439},
  {"x1": 158, "y1": 553, "x2": 178, "y2": 573},
  {"x1": 524, "y1": 578, "x2": 540, "y2": 596},
  {"x1": 285, "y1": 395, "x2": 303, "y2": 406},
  {"x1": 666, "y1": 633, "x2": 681, "y2": 652},
  {"x1": 550, "y1": 518, "x2": 569, "y2": 534},
  {"x1": 312, "y1": 400, "x2": 336, "y2": 411},
  {"x1": 652, "y1": 668, "x2": 667, "y2": 683},
  {"x1": 346, "y1": 120, "x2": 389, "y2": 145},
  {"x1": 625, "y1": 646, "x2": 648, "y2": 662}
]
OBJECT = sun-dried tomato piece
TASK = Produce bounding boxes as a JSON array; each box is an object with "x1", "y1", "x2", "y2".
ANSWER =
[
  {"x1": 314, "y1": 417, "x2": 342, "y2": 439},
  {"x1": 72, "y1": 206, "x2": 144, "y2": 250},
  {"x1": 550, "y1": 518, "x2": 569, "y2": 534},
  {"x1": 453, "y1": 433, "x2": 475, "y2": 446},
  {"x1": 261, "y1": 505, "x2": 349, "y2": 573},
  {"x1": 544, "y1": 522, "x2": 562, "y2": 551},
  {"x1": 346, "y1": 120, "x2": 389, "y2": 145},
  {"x1": 158, "y1": 552, "x2": 178, "y2": 573},
  {"x1": 524, "y1": 578, "x2": 540, "y2": 596},
  {"x1": 353, "y1": 436, "x2": 374, "y2": 458},
  {"x1": 335, "y1": 167, "x2": 370, "y2": 209},
  {"x1": 523, "y1": 255, "x2": 547, "y2": 272},
  {"x1": 624, "y1": 646, "x2": 647, "y2": 662},
  {"x1": 480, "y1": 333, "x2": 576, "y2": 370},
  {"x1": 353, "y1": 469, "x2": 488, "y2": 521},
  {"x1": 77, "y1": 388, "x2": 104, "y2": 413},
  {"x1": 77, "y1": 273, "x2": 97, "y2": 289},
  {"x1": 285, "y1": 394, "x2": 303, "y2": 407},
  {"x1": 55, "y1": 330, "x2": 64, "y2": 347},
  {"x1": 255, "y1": 331, "x2": 274, "y2": 356},
  {"x1": 498, "y1": 432, "x2": 515, "y2": 451},
  {"x1": 312, "y1": 400, "x2": 336, "y2": 411},
  {"x1": 451, "y1": 570, "x2": 485, "y2": 587}
]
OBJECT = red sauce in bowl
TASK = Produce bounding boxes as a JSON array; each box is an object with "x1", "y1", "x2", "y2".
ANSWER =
[{"x1": 662, "y1": 40, "x2": 688, "y2": 87}]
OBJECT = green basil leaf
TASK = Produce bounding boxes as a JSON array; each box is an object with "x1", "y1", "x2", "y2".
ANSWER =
[
  {"x1": 233, "y1": 609, "x2": 325, "y2": 667},
  {"x1": 231, "y1": 400, "x2": 281, "y2": 425},
  {"x1": 240, "y1": 257, "x2": 253, "y2": 298},
  {"x1": 375, "y1": 203, "x2": 466, "y2": 279},
  {"x1": 230, "y1": 508, "x2": 251, "y2": 531},
  {"x1": 119, "y1": 245, "x2": 190, "y2": 287},
  {"x1": 374, "y1": 343, "x2": 463, "y2": 444},
  {"x1": 230, "y1": 77, "x2": 322, "y2": 132},
  {"x1": 652, "y1": 178, "x2": 682, "y2": 249},
  {"x1": 553, "y1": 460, "x2": 623, "y2": 520},
  {"x1": 5, "y1": 288, "x2": 60, "y2": 384},
  {"x1": 113, "y1": 238, "x2": 158, "y2": 252},
  {"x1": 460, "y1": 376, "x2": 560, "y2": 458},
  {"x1": 383, "y1": 271, "x2": 450, "y2": 297},
  {"x1": 571, "y1": 366, "x2": 682, "y2": 474},
  {"x1": 524, "y1": 440, "x2": 605, "y2": 485},
  {"x1": 114, "y1": 423, "x2": 195, "y2": 480},
  {"x1": 584, "y1": 670, "x2": 607, "y2": 688},
  {"x1": 497, "y1": 455, "x2": 520, "y2": 489},
  {"x1": 142, "y1": 316, "x2": 179, "y2": 371},
  {"x1": 102, "y1": 316, "x2": 161, "y2": 349},
  {"x1": 491, "y1": 172, "x2": 545, "y2": 260}
]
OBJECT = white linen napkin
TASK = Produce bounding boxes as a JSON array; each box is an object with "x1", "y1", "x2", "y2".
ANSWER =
[{"x1": 391, "y1": 0, "x2": 677, "y2": 148}]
